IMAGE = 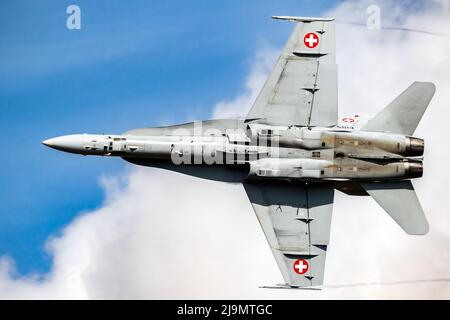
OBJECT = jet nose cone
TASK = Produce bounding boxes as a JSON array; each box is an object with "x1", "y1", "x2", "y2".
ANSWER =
[
  {"x1": 42, "y1": 138, "x2": 57, "y2": 147},
  {"x1": 41, "y1": 134, "x2": 87, "y2": 154}
]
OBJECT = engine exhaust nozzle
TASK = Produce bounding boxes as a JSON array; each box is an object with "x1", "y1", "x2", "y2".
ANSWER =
[
  {"x1": 406, "y1": 137, "x2": 424, "y2": 157},
  {"x1": 405, "y1": 161, "x2": 423, "y2": 178}
]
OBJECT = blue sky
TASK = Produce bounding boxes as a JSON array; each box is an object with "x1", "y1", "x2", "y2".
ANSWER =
[{"x1": 0, "y1": 0, "x2": 339, "y2": 275}]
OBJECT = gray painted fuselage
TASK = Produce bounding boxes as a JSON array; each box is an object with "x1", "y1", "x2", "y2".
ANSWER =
[{"x1": 42, "y1": 119, "x2": 424, "y2": 185}]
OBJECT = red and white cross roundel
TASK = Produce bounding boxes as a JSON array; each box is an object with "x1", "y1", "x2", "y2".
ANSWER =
[
  {"x1": 342, "y1": 117, "x2": 355, "y2": 123},
  {"x1": 304, "y1": 33, "x2": 319, "y2": 48},
  {"x1": 293, "y1": 259, "x2": 309, "y2": 275}
]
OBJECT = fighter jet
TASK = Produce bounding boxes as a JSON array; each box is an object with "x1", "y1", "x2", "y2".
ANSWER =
[{"x1": 42, "y1": 16, "x2": 435, "y2": 288}]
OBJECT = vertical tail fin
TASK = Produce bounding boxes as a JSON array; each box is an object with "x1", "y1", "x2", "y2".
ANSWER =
[
  {"x1": 360, "y1": 180, "x2": 429, "y2": 235},
  {"x1": 362, "y1": 82, "x2": 436, "y2": 135}
]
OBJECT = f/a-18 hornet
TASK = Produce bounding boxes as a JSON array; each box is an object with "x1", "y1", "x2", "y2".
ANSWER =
[{"x1": 43, "y1": 16, "x2": 435, "y2": 288}]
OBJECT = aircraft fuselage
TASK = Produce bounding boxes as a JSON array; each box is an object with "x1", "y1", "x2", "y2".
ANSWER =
[{"x1": 42, "y1": 119, "x2": 424, "y2": 182}]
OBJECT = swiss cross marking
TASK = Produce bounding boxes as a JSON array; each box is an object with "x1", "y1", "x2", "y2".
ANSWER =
[
  {"x1": 304, "y1": 33, "x2": 319, "y2": 48},
  {"x1": 293, "y1": 259, "x2": 309, "y2": 274}
]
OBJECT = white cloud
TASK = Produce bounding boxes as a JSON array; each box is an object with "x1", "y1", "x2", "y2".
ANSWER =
[{"x1": 1, "y1": 0, "x2": 450, "y2": 299}]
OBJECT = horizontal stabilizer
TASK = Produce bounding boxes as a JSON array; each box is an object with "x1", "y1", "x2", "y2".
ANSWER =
[
  {"x1": 360, "y1": 180, "x2": 429, "y2": 235},
  {"x1": 362, "y1": 82, "x2": 435, "y2": 135}
]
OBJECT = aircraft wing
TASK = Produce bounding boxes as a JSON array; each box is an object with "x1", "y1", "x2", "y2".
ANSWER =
[
  {"x1": 243, "y1": 182, "x2": 334, "y2": 287},
  {"x1": 245, "y1": 17, "x2": 337, "y2": 127}
]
